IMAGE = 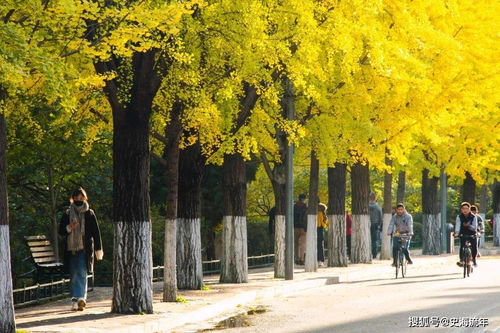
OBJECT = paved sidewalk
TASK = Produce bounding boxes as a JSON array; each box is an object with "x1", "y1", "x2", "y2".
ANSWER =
[{"x1": 15, "y1": 252, "x2": 498, "y2": 333}]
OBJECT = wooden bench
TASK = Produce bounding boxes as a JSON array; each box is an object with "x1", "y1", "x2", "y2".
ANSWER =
[{"x1": 24, "y1": 235, "x2": 64, "y2": 282}]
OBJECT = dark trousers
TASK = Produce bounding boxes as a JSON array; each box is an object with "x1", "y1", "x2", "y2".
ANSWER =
[
  {"x1": 317, "y1": 227, "x2": 325, "y2": 262},
  {"x1": 346, "y1": 235, "x2": 351, "y2": 258},
  {"x1": 370, "y1": 224, "x2": 379, "y2": 259},
  {"x1": 459, "y1": 236, "x2": 477, "y2": 263},
  {"x1": 392, "y1": 237, "x2": 411, "y2": 263}
]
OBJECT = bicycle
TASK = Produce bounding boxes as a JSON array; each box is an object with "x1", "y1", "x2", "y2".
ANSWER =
[
  {"x1": 458, "y1": 234, "x2": 476, "y2": 278},
  {"x1": 394, "y1": 233, "x2": 411, "y2": 279}
]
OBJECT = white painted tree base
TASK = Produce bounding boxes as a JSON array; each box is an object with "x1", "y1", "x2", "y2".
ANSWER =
[
  {"x1": 112, "y1": 221, "x2": 153, "y2": 314},
  {"x1": 380, "y1": 214, "x2": 392, "y2": 260},
  {"x1": 494, "y1": 214, "x2": 500, "y2": 247},
  {"x1": 220, "y1": 216, "x2": 248, "y2": 283},
  {"x1": 0, "y1": 225, "x2": 15, "y2": 333},
  {"x1": 274, "y1": 215, "x2": 286, "y2": 278},
  {"x1": 305, "y1": 215, "x2": 317, "y2": 272},
  {"x1": 351, "y1": 214, "x2": 371, "y2": 264},
  {"x1": 163, "y1": 218, "x2": 177, "y2": 302},
  {"x1": 423, "y1": 214, "x2": 441, "y2": 255},
  {"x1": 327, "y1": 214, "x2": 347, "y2": 267},
  {"x1": 177, "y1": 218, "x2": 203, "y2": 289}
]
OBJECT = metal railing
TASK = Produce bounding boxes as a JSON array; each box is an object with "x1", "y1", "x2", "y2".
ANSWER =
[
  {"x1": 13, "y1": 274, "x2": 94, "y2": 308},
  {"x1": 13, "y1": 255, "x2": 275, "y2": 308},
  {"x1": 151, "y1": 254, "x2": 275, "y2": 282}
]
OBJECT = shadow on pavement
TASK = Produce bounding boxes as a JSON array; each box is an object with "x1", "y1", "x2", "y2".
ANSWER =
[
  {"x1": 288, "y1": 291, "x2": 500, "y2": 333},
  {"x1": 16, "y1": 311, "x2": 126, "y2": 329}
]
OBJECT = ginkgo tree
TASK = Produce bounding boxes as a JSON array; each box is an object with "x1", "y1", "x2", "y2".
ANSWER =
[{"x1": 1, "y1": 0, "x2": 89, "y2": 330}]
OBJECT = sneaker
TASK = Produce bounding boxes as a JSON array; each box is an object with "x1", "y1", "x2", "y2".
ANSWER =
[
  {"x1": 473, "y1": 262, "x2": 478, "y2": 267},
  {"x1": 407, "y1": 259, "x2": 413, "y2": 265},
  {"x1": 391, "y1": 263, "x2": 396, "y2": 267},
  {"x1": 71, "y1": 302, "x2": 78, "y2": 311},
  {"x1": 456, "y1": 261, "x2": 464, "y2": 267},
  {"x1": 318, "y1": 262, "x2": 325, "y2": 267},
  {"x1": 77, "y1": 298, "x2": 86, "y2": 311}
]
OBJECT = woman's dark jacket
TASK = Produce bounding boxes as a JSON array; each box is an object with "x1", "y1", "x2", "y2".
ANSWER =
[{"x1": 58, "y1": 209, "x2": 103, "y2": 273}]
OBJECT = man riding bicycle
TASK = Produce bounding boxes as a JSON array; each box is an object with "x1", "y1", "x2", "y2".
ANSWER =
[
  {"x1": 387, "y1": 203, "x2": 414, "y2": 266},
  {"x1": 454, "y1": 202, "x2": 478, "y2": 267}
]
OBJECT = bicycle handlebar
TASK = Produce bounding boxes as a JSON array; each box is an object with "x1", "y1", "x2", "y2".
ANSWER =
[{"x1": 458, "y1": 234, "x2": 477, "y2": 239}]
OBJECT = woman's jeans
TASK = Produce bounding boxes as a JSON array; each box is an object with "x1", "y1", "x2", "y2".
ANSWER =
[{"x1": 69, "y1": 250, "x2": 87, "y2": 301}]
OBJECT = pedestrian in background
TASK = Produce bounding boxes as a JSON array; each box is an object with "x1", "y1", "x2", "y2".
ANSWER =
[
  {"x1": 294, "y1": 194, "x2": 308, "y2": 265},
  {"x1": 317, "y1": 203, "x2": 328, "y2": 267},
  {"x1": 369, "y1": 192, "x2": 383, "y2": 259}
]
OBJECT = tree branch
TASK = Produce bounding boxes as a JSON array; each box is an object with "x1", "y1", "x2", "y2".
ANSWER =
[{"x1": 151, "y1": 151, "x2": 168, "y2": 167}]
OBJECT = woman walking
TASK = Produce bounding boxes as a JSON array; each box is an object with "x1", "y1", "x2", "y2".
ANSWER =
[
  {"x1": 59, "y1": 187, "x2": 103, "y2": 311},
  {"x1": 317, "y1": 203, "x2": 328, "y2": 267}
]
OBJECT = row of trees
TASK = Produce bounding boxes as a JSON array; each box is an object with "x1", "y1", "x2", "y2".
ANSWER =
[{"x1": 1, "y1": 0, "x2": 498, "y2": 331}]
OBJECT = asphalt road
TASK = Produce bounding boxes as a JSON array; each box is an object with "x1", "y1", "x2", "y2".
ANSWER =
[{"x1": 205, "y1": 256, "x2": 500, "y2": 333}]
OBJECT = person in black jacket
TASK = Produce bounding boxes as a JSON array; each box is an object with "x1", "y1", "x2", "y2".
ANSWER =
[
  {"x1": 59, "y1": 187, "x2": 103, "y2": 311},
  {"x1": 294, "y1": 194, "x2": 307, "y2": 264},
  {"x1": 454, "y1": 202, "x2": 478, "y2": 267}
]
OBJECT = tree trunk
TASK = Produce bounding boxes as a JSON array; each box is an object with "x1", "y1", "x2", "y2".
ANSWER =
[
  {"x1": 351, "y1": 161, "x2": 371, "y2": 264},
  {"x1": 274, "y1": 214, "x2": 286, "y2": 276},
  {"x1": 462, "y1": 172, "x2": 476, "y2": 204},
  {"x1": 266, "y1": 155, "x2": 286, "y2": 278},
  {"x1": 163, "y1": 103, "x2": 182, "y2": 302},
  {"x1": 259, "y1": 84, "x2": 289, "y2": 278},
  {"x1": 493, "y1": 181, "x2": 500, "y2": 247},
  {"x1": 397, "y1": 171, "x2": 406, "y2": 204},
  {"x1": 95, "y1": 51, "x2": 162, "y2": 314},
  {"x1": 177, "y1": 143, "x2": 204, "y2": 289},
  {"x1": 48, "y1": 165, "x2": 59, "y2": 262},
  {"x1": 220, "y1": 154, "x2": 248, "y2": 283},
  {"x1": 327, "y1": 163, "x2": 347, "y2": 267},
  {"x1": 111, "y1": 98, "x2": 154, "y2": 314},
  {"x1": 305, "y1": 151, "x2": 319, "y2": 272},
  {"x1": 422, "y1": 169, "x2": 441, "y2": 255},
  {"x1": 0, "y1": 112, "x2": 16, "y2": 333},
  {"x1": 380, "y1": 157, "x2": 392, "y2": 260}
]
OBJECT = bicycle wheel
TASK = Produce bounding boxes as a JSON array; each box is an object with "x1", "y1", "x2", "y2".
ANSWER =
[
  {"x1": 401, "y1": 252, "x2": 407, "y2": 278},
  {"x1": 463, "y1": 249, "x2": 470, "y2": 278}
]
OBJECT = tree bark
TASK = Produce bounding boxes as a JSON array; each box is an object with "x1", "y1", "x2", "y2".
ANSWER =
[
  {"x1": 163, "y1": 102, "x2": 182, "y2": 302},
  {"x1": 261, "y1": 119, "x2": 287, "y2": 278},
  {"x1": 305, "y1": 151, "x2": 319, "y2": 272},
  {"x1": 422, "y1": 169, "x2": 441, "y2": 255},
  {"x1": 93, "y1": 50, "x2": 161, "y2": 314},
  {"x1": 327, "y1": 163, "x2": 347, "y2": 267},
  {"x1": 462, "y1": 171, "x2": 476, "y2": 204},
  {"x1": 397, "y1": 171, "x2": 406, "y2": 204},
  {"x1": 0, "y1": 112, "x2": 16, "y2": 333},
  {"x1": 380, "y1": 157, "x2": 392, "y2": 260},
  {"x1": 111, "y1": 98, "x2": 154, "y2": 313},
  {"x1": 274, "y1": 215, "x2": 286, "y2": 276},
  {"x1": 350, "y1": 161, "x2": 371, "y2": 264},
  {"x1": 493, "y1": 181, "x2": 500, "y2": 247},
  {"x1": 177, "y1": 142, "x2": 204, "y2": 289},
  {"x1": 220, "y1": 153, "x2": 248, "y2": 283},
  {"x1": 270, "y1": 158, "x2": 287, "y2": 277}
]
